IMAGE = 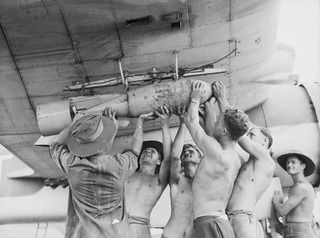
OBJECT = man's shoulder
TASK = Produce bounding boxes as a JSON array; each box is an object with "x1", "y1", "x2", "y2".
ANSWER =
[
  {"x1": 250, "y1": 153, "x2": 275, "y2": 169},
  {"x1": 200, "y1": 149, "x2": 240, "y2": 168},
  {"x1": 292, "y1": 182, "x2": 314, "y2": 194},
  {"x1": 49, "y1": 142, "x2": 72, "y2": 160}
]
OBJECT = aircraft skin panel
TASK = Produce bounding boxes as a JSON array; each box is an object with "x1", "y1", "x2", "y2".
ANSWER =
[
  {"x1": 121, "y1": 27, "x2": 191, "y2": 57},
  {"x1": 116, "y1": 0, "x2": 192, "y2": 56},
  {"x1": 231, "y1": 2, "x2": 279, "y2": 37},
  {"x1": 189, "y1": 0, "x2": 229, "y2": 27},
  {"x1": 58, "y1": 0, "x2": 122, "y2": 61},
  {"x1": 122, "y1": 41, "x2": 230, "y2": 72},
  {"x1": 0, "y1": 6, "x2": 71, "y2": 56},
  {"x1": 20, "y1": 66, "x2": 79, "y2": 97},
  {"x1": 16, "y1": 51, "x2": 76, "y2": 69},
  {"x1": 16, "y1": 57, "x2": 121, "y2": 97},
  {"x1": 0, "y1": 63, "x2": 38, "y2": 134},
  {"x1": 0, "y1": 31, "x2": 54, "y2": 177},
  {"x1": 232, "y1": 0, "x2": 280, "y2": 20},
  {"x1": 0, "y1": 0, "x2": 286, "y2": 179},
  {"x1": 0, "y1": 40, "x2": 11, "y2": 59},
  {"x1": 0, "y1": 97, "x2": 38, "y2": 134},
  {"x1": 0, "y1": 134, "x2": 64, "y2": 178}
]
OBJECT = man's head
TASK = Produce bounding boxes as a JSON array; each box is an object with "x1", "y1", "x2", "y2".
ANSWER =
[
  {"x1": 247, "y1": 127, "x2": 273, "y2": 149},
  {"x1": 214, "y1": 107, "x2": 250, "y2": 141},
  {"x1": 277, "y1": 151, "x2": 315, "y2": 177},
  {"x1": 139, "y1": 140, "x2": 163, "y2": 174},
  {"x1": 180, "y1": 143, "x2": 203, "y2": 178},
  {"x1": 67, "y1": 114, "x2": 117, "y2": 157}
]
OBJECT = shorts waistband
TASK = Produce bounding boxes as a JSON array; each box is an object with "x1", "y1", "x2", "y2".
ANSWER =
[
  {"x1": 226, "y1": 210, "x2": 254, "y2": 217},
  {"x1": 128, "y1": 214, "x2": 150, "y2": 225},
  {"x1": 194, "y1": 214, "x2": 228, "y2": 224}
]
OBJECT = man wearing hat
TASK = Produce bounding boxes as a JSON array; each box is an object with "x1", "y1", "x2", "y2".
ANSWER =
[
  {"x1": 273, "y1": 151, "x2": 316, "y2": 238},
  {"x1": 50, "y1": 108, "x2": 154, "y2": 238},
  {"x1": 162, "y1": 105, "x2": 203, "y2": 238},
  {"x1": 125, "y1": 106, "x2": 172, "y2": 238}
]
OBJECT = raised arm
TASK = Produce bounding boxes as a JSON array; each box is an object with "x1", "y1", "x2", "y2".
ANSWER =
[
  {"x1": 212, "y1": 81, "x2": 229, "y2": 112},
  {"x1": 170, "y1": 105, "x2": 187, "y2": 183},
  {"x1": 185, "y1": 81, "x2": 223, "y2": 157},
  {"x1": 204, "y1": 97, "x2": 217, "y2": 136},
  {"x1": 155, "y1": 106, "x2": 173, "y2": 187},
  {"x1": 238, "y1": 135, "x2": 271, "y2": 161},
  {"x1": 131, "y1": 112, "x2": 155, "y2": 156},
  {"x1": 273, "y1": 185, "x2": 306, "y2": 216}
]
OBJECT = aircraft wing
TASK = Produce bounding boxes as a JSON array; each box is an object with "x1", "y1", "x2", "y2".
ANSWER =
[{"x1": 0, "y1": 0, "x2": 288, "y2": 178}]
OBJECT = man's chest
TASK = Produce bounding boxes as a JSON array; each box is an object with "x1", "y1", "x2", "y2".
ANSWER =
[{"x1": 126, "y1": 174, "x2": 161, "y2": 194}]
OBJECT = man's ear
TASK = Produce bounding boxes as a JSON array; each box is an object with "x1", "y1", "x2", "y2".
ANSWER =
[
  {"x1": 156, "y1": 159, "x2": 161, "y2": 165},
  {"x1": 222, "y1": 128, "x2": 228, "y2": 136},
  {"x1": 301, "y1": 163, "x2": 306, "y2": 171}
]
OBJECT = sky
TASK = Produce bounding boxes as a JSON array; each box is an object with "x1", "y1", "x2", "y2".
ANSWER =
[{"x1": 277, "y1": 0, "x2": 320, "y2": 83}]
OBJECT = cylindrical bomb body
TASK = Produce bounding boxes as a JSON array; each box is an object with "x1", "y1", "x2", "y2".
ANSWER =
[
  {"x1": 128, "y1": 79, "x2": 212, "y2": 117},
  {"x1": 37, "y1": 79, "x2": 212, "y2": 136}
]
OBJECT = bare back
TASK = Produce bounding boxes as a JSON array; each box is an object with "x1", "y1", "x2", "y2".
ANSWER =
[
  {"x1": 125, "y1": 172, "x2": 166, "y2": 218},
  {"x1": 162, "y1": 175, "x2": 193, "y2": 238},
  {"x1": 286, "y1": 182, "x2": 315, "y2": 223},
  {"x1": 227, "y1": 154, "x2": 275, "y2": 211},
  {"x1": 193, "y1": 149, "x2": 241, "y2": 218}
]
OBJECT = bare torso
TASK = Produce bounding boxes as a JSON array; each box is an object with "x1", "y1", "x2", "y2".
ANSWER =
[
  {"x1": 162, "y1": 175, "x2": 193, "y2": 238},
  {"x1": 125, "y1": 172, "x2": 166, "y2": 218},
  {"x1": 286, "y1": 182, "x2": 315, "y2": 223},
  {"x1": 227, "y1": 155, "x2": 275, "y2": 212},
  {"x1": 193, "y1": 150, "x2": 241, "y2": 218}
]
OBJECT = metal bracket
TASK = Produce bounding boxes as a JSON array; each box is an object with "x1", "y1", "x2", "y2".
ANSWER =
[
  {"x1": 174, "y1": 50, "x2": 179, "y2": 80},
  {"x1": 118, "y1": 59, "x2": 128, "y2": 90}
]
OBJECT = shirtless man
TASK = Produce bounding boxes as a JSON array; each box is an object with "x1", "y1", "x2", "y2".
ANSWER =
[
  {"x1": 125, "y1": 106, "x2": 172, "y2": 238},
  {"x1": 273, "y1": 151, "x2": 316, "y2": 238},
  {"x1": 185, "y1": 81, "x2": 250, "y2": 238},
  {"x1": 226, "y1": 126, "x2": 274, "y2": 238},
  {"x1": 204, "y1": 80, "x2": 276, "y2": 238},
  {"x1": 162, "y1": 105, "x2": 203, "y2": 238}
]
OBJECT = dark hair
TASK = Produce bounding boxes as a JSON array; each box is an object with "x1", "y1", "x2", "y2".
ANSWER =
[
  {"x1": 224, "y1": 107, "x2": 250, "y2": 140},
  {"x1": 138, "y1": 140, "x2": 163, "y2": 174}
]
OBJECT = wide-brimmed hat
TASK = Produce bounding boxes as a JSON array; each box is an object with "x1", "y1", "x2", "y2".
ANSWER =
[
  {"x1": 67, "y1": 114, "x2": 117, "y2": 157},
  {"x1": 277, "y1": 150, "x2": 315, "y2": 176}
]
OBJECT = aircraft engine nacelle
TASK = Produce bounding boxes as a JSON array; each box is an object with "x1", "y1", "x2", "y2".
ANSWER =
[
  {"x1": 37, "y1": 79, "x2": 212, "y2": 136},
  {"x1": 246, "y1": 83, "x2": 320, "y2": 187}
]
